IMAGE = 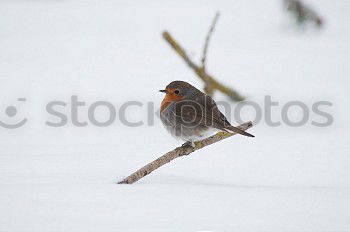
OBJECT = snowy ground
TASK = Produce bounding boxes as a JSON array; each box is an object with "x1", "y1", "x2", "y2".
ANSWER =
[{"x1": 1, "y1": 0, "x2": 350, "y2": 231}]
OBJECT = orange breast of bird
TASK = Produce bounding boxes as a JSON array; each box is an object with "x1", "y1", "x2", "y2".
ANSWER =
[{"x1": 160, "y1": 89, "x2": 183, "y2": 113}]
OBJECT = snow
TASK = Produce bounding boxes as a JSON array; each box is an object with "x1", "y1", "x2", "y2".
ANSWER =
[{"x1": 1, "y1": 0, "x2": 350, "y2": 231}]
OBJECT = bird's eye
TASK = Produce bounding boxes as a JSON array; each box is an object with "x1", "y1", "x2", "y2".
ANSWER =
[{"x1": 174, "y1": 89, "x2": 180, "y2": 95}]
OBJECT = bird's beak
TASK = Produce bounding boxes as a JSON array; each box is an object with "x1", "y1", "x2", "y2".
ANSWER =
[{"x1": 159, "y1": 89, "x2": 167, "y2": 93}]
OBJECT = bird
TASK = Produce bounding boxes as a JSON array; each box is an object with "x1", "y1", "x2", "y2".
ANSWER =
[{"x1": 159, "y1": 80, "x2": 254, "y2": 146}]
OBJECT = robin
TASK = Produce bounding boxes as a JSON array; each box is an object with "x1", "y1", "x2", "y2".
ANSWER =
[{"x1": 159, "y1": 81, "x2": 254, "y2": 146}]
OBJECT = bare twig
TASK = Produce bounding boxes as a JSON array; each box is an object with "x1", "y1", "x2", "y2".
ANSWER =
[
  {"x1": 118, "y1": 121, "x2": 253, "y2": 184},
  {"x1": 162, "y1": 31, "x2": 245, "y2": 101},
  {"x1": 201, "y1": 12, "x2": 220, "y2": 95},
  {"x1": 201, "y1": 12, "x2": 220, "y2": 70}
]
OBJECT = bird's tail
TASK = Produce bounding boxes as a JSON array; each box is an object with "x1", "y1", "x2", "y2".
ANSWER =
[{"x1": 224, "y1": 126, "x2": 255, "y2": 137}]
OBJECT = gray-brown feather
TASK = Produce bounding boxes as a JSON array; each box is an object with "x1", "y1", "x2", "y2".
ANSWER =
[{"x1": 160, "y1": 81, "x2": 254, "y2": 140}]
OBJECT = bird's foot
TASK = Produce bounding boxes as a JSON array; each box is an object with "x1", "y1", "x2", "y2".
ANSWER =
[{"x1": 182, "y1": 141, "x2": 195, "y2": 148}]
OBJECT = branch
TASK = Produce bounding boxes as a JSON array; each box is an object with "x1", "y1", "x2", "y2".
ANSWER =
[
  {"x1": 162, "y1": 31, "x2": 245, "y2": 102},
  {"x1": 118, "y1": 121, "x2": 253, "y2": 184},
  {"x1": 284, "y1": 0, "x2": 323, "y2": 27},
  {"x1": 201, "y1": 12, "x2": 220, "y2": 95},
  {"x1": 201, "y1": 12, "x2": 220, "y2": 70}
]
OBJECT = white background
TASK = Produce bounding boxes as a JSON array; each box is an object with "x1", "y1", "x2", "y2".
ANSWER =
[{"x1": 0, "y1": 0, "x2": 349, "y2": 231}]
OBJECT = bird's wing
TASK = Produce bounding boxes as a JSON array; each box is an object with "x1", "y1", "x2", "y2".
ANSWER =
[
  {"x1": 204, "y1": 96, "x2": 254, "y2": 137},
  {"x1": 172, "y1": 98, "x2": 206, "y2": 128},
  {"x1": 173, "y1": 94, "x2": 254, "y2": 137}
]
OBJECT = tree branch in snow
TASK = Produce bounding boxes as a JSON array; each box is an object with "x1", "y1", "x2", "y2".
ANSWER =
[
  {"x1": 201, "y1": 12, "x2": 220, "y2": 70},
  {"x1": 284, "y1": 0, "x2": 323, "y2": 27},
  {"x1": 118, "y1": 121, "x2": 253, "y2": 184},
  {"x1": 162, "y1": 15, "x2": 245, "y2": 102},
  {"x1": 201, "y1": 12, "x2": 220, "y2": 95}
]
